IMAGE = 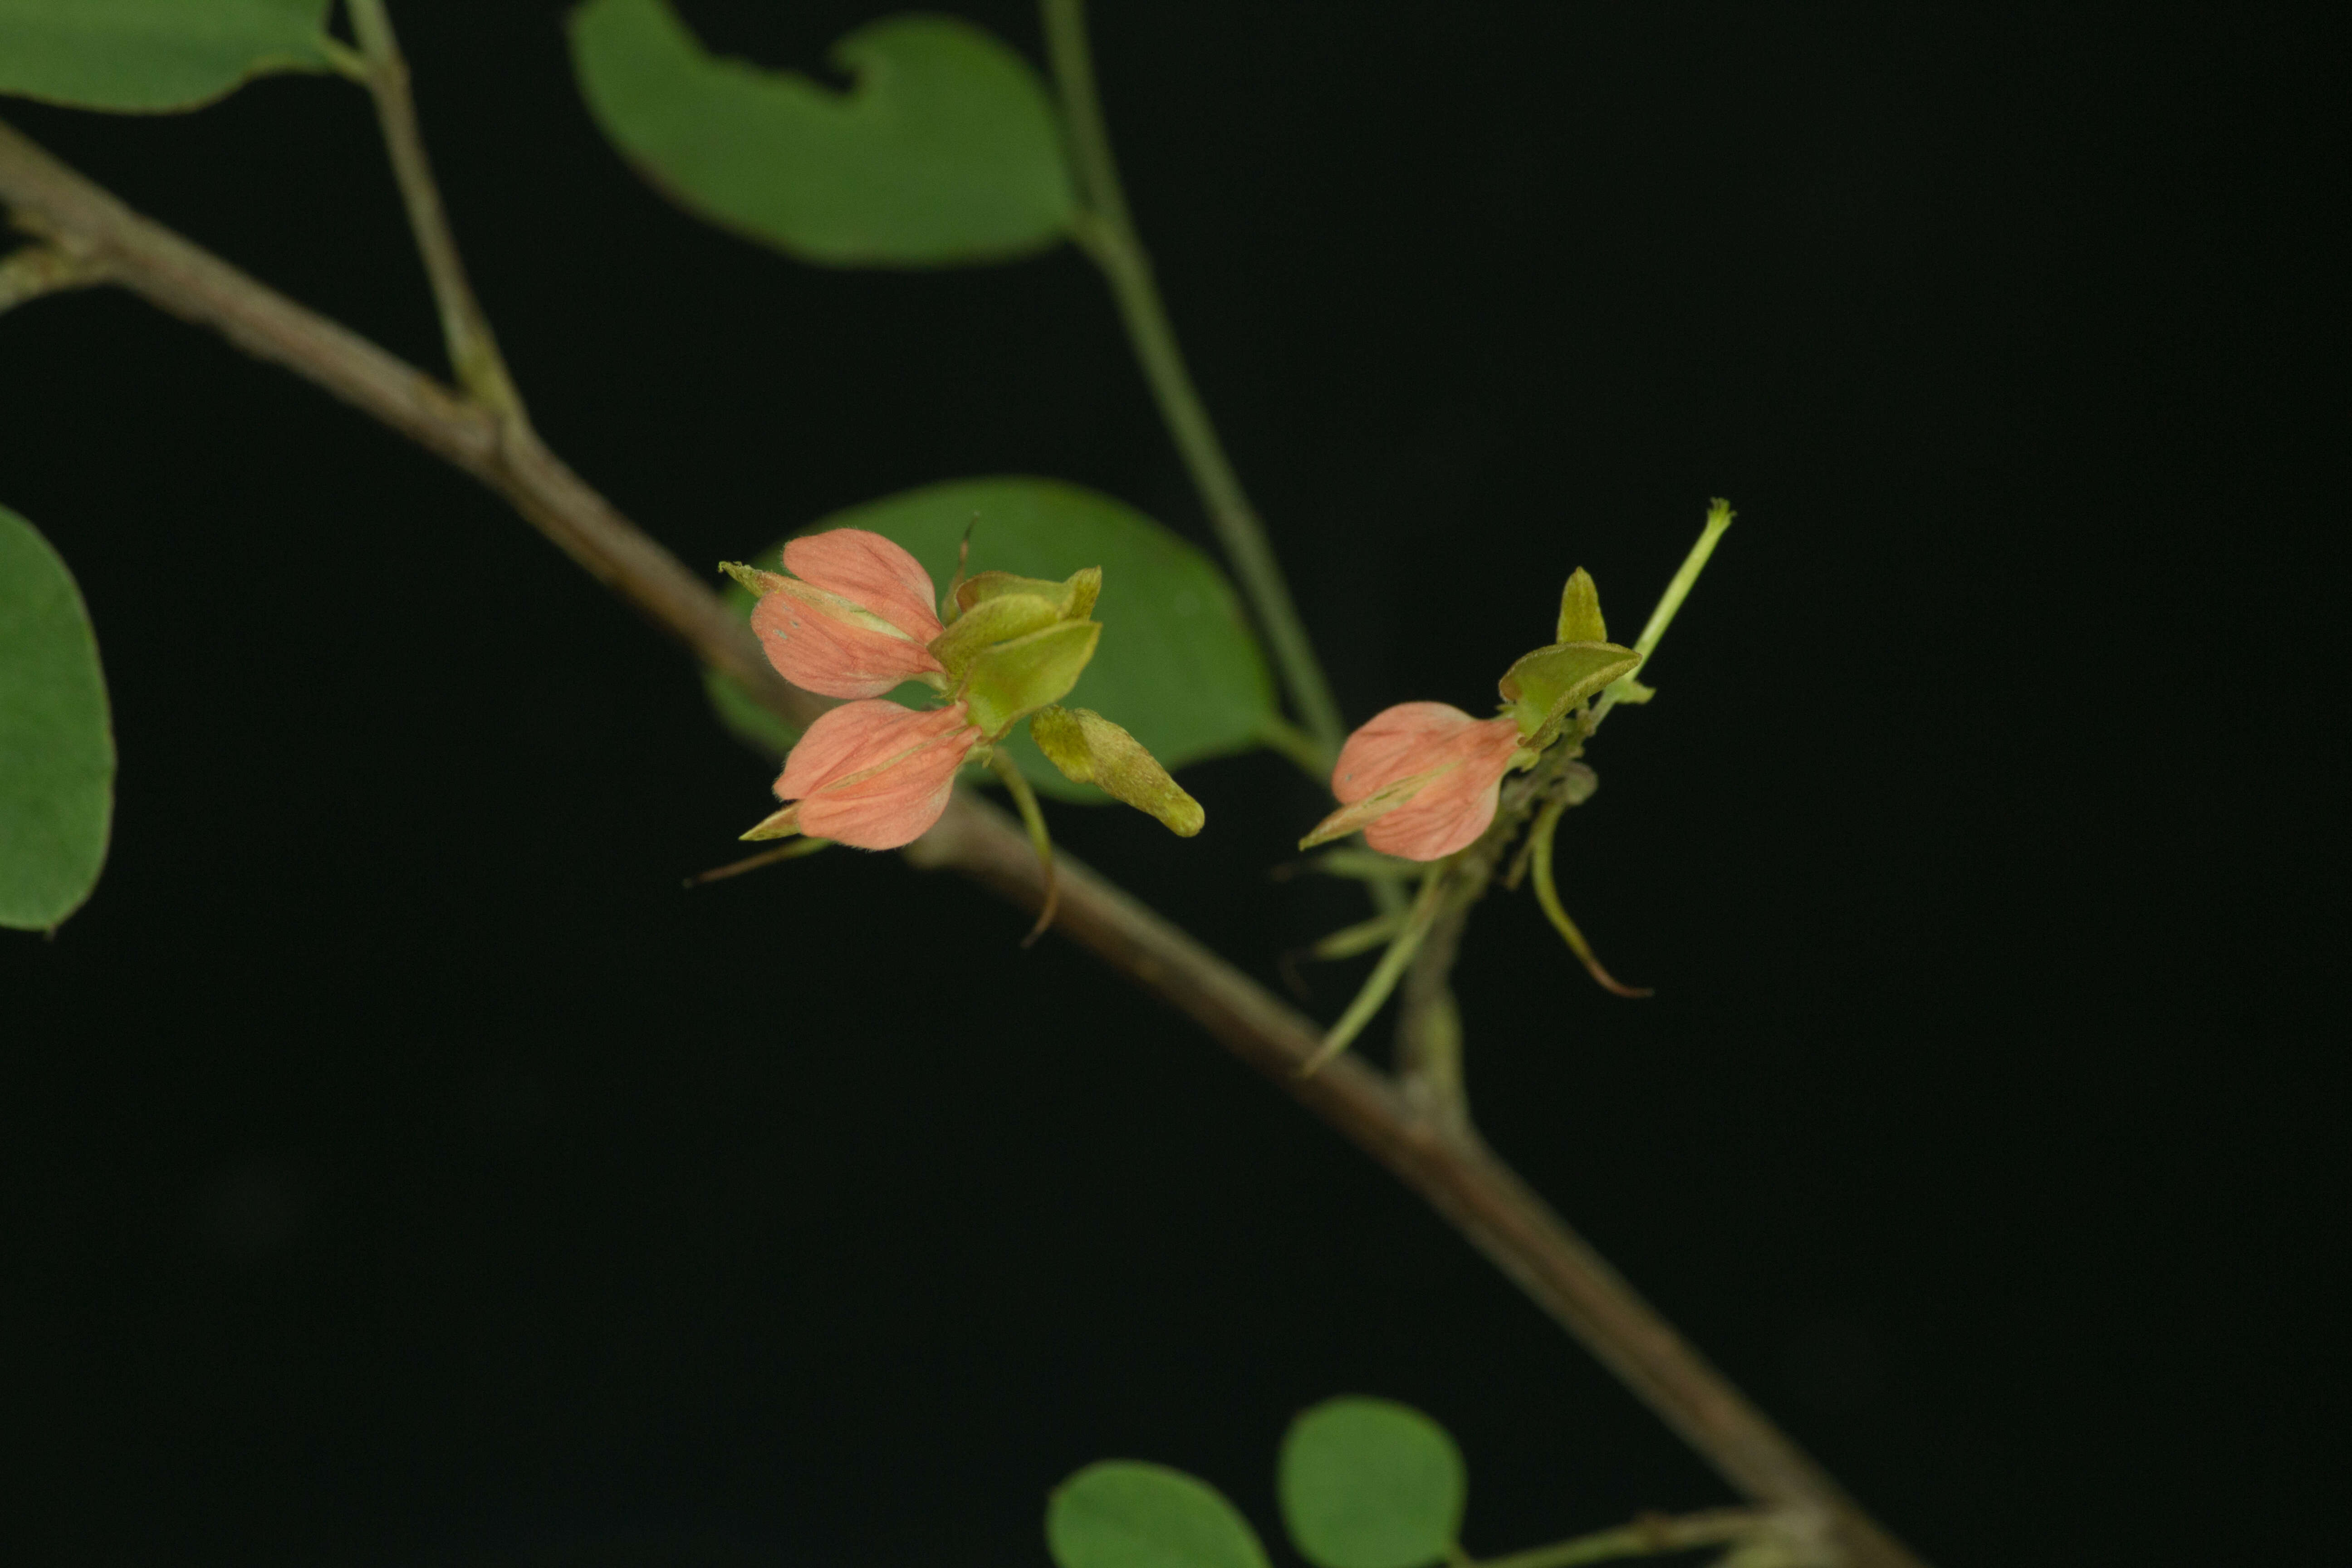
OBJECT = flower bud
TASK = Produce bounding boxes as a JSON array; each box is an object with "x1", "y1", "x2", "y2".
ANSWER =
[{"x1": 1030, "y1": 706, "x2": 1205, "y2": 836}]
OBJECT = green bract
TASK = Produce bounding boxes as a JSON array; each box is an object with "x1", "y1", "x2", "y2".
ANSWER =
[
  {"x1": 1499, "y1": 641, "x2": 1641, "y2": 742},
  {"x1": 1555, "y1": 566, "x2": 1607, "y2": 644},
  {"x1": 1049, "y1": 1461, "x2": 1272, "y2": 1568},
  {"x1": 0, "y1": 0, "x2": 332, "y2": 112},
  {"x1": 1277, "y1": 1398, "x2": 1467, "y2": 1568},
  {"x1": 569, "y1": 0, "x2": 1075, "y2": 267},
  {"x1": 963, "y1": 619, "x2": 1099, "y2": 739},
  {"x1": 710, "y1": 477, "x2": 1274, "y2": 801},
  {"x1": 0, "y1": 505, "x2": 114, "y2": 931}
]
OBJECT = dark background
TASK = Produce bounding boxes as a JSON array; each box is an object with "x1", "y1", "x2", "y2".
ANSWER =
[{"x1": 3, "y1": 3, "x2": 2342, "y2": 1564}]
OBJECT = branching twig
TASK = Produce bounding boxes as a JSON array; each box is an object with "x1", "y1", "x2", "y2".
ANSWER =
[
  {"x1": 0, "y1": 115, "x2": 1925, "y2": 1568},
  {"x1": 345, "y1": 0, "x2": 525, "y2": 421},
  {"x1": 0, "y1": 239, "x2": 113, "y2": 312}
]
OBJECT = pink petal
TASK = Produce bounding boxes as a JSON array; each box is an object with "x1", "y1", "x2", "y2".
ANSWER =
[
  {"x1": 1330, "y1": 705, "x2": 1521, "y2": 861},
  {"x1": 783, "y1": 529, "x2": 944, "y2": 643},
  {"x1": 753, "y1": 582, "x2": 945, "y2": 700},
  {"x1": 774, "y1": 700, "x2": 979, "y2": 850},
  {"x1": 778, "y1": 700, "x2": 973, "y2": 797},
  {"x1": 793, "y1": 750, "x2": 966, "y2": 848},
  {"x1": 1331, "y1": 703, "x2": 1485, "y2": 802}
]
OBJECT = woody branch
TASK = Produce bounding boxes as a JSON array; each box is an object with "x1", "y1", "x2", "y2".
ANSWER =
[{"x1": 0, "y1": 114, "x2": 1925, "y2": 1568}]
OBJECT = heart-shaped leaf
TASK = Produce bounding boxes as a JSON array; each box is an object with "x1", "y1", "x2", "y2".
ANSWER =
[
  {"x1": 1049, "y1": 1461, "x2": 1271, "y2": 1568},
  {"x1": 570, "y1": 0, "x2": 1074, "y2": 267},
  {"x1": 0, "y1": 0, "x2": 332, "y2": 112},
  {"x1": 1278, "y1": 1397, "x2": 1466, "y2": 1568},
  {"x1": 711, "y1": 477, "x2": 1275, "y2": 802},
  {"x1": 0, "y1": 505, "x2": 114, "y2": 931}
]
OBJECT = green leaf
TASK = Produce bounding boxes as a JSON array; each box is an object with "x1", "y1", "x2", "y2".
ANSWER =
[
  {"x1": 711, "y1": 477, "x2": 1275, "y2": 802},
  {"x1": 1278, "y1": 1398, "x2": 1467, "y2": 1568},
  {"x1": 569, "y1": 0, "x2": 1075, "y2": 267},
  {"x1": 1049, "y1": 1461, "x2": 1272, "y2": 1568},
  {"x1": 0, "y1": 0, "x2": 332, "y2": 112},
  {"x1": 0, "y1": 505, "x2": 114, "y2": 931}
]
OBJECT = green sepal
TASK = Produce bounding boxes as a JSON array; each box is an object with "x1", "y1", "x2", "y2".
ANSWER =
[
  {"x1": 1498, "y1": 640, "x2": 1641, "y2": 740},
  {"x1": 1556, "y1": 567, "x2": 1607, "y2": 644},
  {"x1": 957, "y1": 565, "x2": 1100, "y2": 622},
  {"x1": 928, "y1": 590, "x2": 1064, "y2": 680},
  {"x1": 1030, "y1": 706, "x2": 1205, "y2": 836},
  {"x1": 963, "y1": 620, "x2": 1100, "y2": 739}
]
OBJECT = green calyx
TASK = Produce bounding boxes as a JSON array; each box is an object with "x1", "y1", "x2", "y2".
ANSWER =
[
  {"x1": 1499, "y1": 640, "x2": 1642, "y2": 744},
  {"x1": 963, "y1": 620, "x2": 1101, "y2": 738},
  {"x1": 1030, "y1": 705, "x2": 1204, "y2": 836},
  {"x1": 957, "y1": 565, "x2": 1100, "y2": 622}
]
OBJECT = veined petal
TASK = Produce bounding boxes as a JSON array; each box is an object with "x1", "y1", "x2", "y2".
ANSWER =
[
  {"x1": 791, "y1": 744, "x2": 968, "y2": 849},
  {"x1": 753, "y1": 580, "x2": 945, "y2": 699},
  {"x1": 1331, "y1": 702, "x2": 1486, "y2": 802},
  {"x1": 778, "y1": 699, "x2": 974, "y2": 798},
  {"x1": 1321, "y1": 703, "x2": 1521, "y2": 861},
  {"x1": 783, "y1": 529, "x2": 943, "y2": 643}
]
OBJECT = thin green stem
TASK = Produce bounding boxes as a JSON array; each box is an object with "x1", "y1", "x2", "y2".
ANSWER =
[
  {"x1": 990, "y1": 750, "x2": 1059, "y2": 944},
  {"x1": 345, "y1": 0, "x2": 524, "y2": 421},
  {"x1": 1256, "y1": 714, "x2": 1330, "y2": 781},
  {"x1": 1596, "y1": 499, "x2": 1735, "y2": 723},
  {"x1": 1308, "y1": 909, "x2": 1408, "y2": 961},
  {"x1": 1303, "y1": 868, "x2": 1447, "y2": 1075},
  {"x1": 1040, "y1": 0, "x2": 1346, "y2": 764},
  {"x1": 1527, "y1": 794, "x2": 1650, "y2": 998},
  {"x1": 1473, "y1": 1508, "x2": 1774, "y2": 1568}
]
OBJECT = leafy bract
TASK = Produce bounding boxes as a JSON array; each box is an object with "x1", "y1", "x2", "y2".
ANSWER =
[
  {"x1": 0, "y1": 0, "x2": 332, "y2": 112},
  {"x1": 0, "y1": 505, "x2": 113, "y2": 930},
  {"x1": 712, "y1": 478, "x2": 1274, "y2": 801},
  {"x1": 1049, "y1": 1461, "x2": 1271, "y2": 1568},
  {"x1": 569, "y1": 0, "x2": 1074, "y2": 266},
  {"x1": 1278, "y1": 1398, "x2": 1466, "y2": 1568}
]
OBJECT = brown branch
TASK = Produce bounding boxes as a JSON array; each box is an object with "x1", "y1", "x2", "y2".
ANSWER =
[{"x1": 0, "y1": 116, "x2": 1926, "y2": 1568}]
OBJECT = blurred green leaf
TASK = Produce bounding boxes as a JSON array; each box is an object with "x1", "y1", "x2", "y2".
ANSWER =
[
  {"x1": 1278, "y1": 1398, "x2": 1466, "y2": 1568},
  {"x1": 1049, "y1": 1461, "x2": 1272, "y2": 1568},
  {"x1": 711, "y1": 477, "x2": 1274, "y2": 801},
  {"x1": 569, "y1": 0, "x2": 1074, "y2": 266},
  {"x1": 0, "y1": 0, "x2": 331, "y2": 112},
  {"x1": 0, "y1": 504, "x2": 113, "y2": 931}
]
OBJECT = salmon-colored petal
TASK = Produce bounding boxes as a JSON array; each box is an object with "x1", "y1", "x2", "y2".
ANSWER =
[
  {"x1": 778, "y1": 700, "x2": 972, "y2": 798},
  {"x1": 783, "y1": 529, "x2": 943, "y2": 643},
  {"x1": 1364, "y1": 766, "x2": 1506, "y2": 860},
  {"x1": 793, "y1": 747, "x2": 966, "y2": 848},
  {"x1": 754, "y1": 583, "x2": 945, "y2": 699},
  {"x1": 1331, "y1": 702, "x2": 1484, "y2": 803},
  {"x1": 778, "y1": 703, "x2": 978, "y2": 850},
  {"x1": 1326, "y1": 705, "x2": 1521, "y2": 861}
]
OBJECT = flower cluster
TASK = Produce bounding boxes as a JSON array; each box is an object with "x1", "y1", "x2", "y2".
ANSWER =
[
  {"x1": 726, "y1": 529, "x2": 1201, "y2": 850},
  {"x1": 1302, "y1": 569, "x2": 1641, "y2": 861}
]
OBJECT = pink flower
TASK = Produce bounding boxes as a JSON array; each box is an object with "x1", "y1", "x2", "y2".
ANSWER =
[
  {"x1": 1302, "y1": 702, "x2": 1526, "y2": 861},
  {"x1": 749, "y1": 529, "x2": 946, "y2": 699},
  {"x1": 743, "y1": 698, "x2": 980, "y2": 850}
]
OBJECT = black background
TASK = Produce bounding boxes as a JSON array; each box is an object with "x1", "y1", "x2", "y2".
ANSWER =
[{"x1": 3, "y1": 3, "x2": 2342, "y2": 1564}]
